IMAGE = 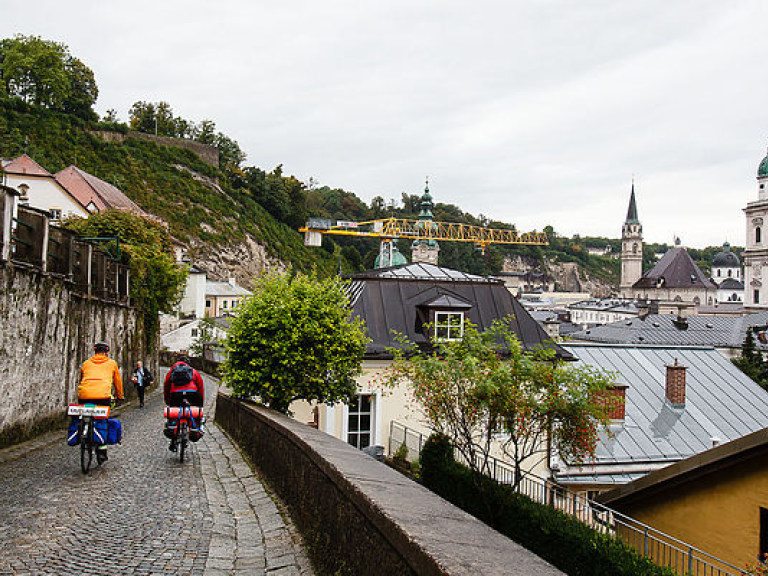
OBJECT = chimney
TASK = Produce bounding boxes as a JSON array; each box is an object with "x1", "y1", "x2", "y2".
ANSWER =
[
  {"x1": 228, "y1": 277, "x2": 236, "y2": 287},
  {"x1": 596, "y1": 385, "x2": 627, "y2": 421},
  {"x1": 665, "y1": 359, "x2": 687, "y2": 407}
]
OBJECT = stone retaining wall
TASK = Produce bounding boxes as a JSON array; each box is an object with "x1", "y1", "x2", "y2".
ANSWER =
[
  {"x1": 215, "y1": 392, "x2": 564, "y2": 576},
  {"x1": 0, "y1": 263, "x2": 145, "y2": 447},
  {"x1": 91, "y1": 130, "x2": 219, "y2": 168}
]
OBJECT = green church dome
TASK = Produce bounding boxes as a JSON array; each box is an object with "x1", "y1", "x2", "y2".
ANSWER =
[{"x1": 759, "y1": 150, "x2": 768, "y2": 178}]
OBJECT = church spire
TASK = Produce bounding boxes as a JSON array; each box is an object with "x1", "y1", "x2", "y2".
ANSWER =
[{"x1": 625, "y1": 180, "x2": 639, "y2": 224}]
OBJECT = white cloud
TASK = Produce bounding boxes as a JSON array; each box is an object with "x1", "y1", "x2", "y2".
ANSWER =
[{"x1": 4, "y1": 0, "x2": 768, "y2": 246}]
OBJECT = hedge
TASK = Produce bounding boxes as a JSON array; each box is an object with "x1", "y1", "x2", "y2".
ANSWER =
[{"x1": 420, "y1": 434, "x2": 675, "y2": 576}]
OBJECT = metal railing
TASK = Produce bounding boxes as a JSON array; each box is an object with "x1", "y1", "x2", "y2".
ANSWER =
[{"x1": 389, "y1": 421, "x2": 750, "y2": 576}]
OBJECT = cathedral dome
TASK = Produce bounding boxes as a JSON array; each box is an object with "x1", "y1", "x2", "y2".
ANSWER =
[
  {"x1": 758, "y1": 150, "x2": 768, "y2": 178},
  {"x1": 712, "y1": 243, "x2": 740, "y2": 268}
]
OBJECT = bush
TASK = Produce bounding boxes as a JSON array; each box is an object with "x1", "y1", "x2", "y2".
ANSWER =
[{"x1": 420, "y1": 434, "x2": 675, "y2": 576}]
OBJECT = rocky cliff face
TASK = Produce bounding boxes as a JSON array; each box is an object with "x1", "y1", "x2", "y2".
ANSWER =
[
  {"x1": 503, "y1": 255, "x2": 615, "y2": 297},
  {"x1": 187, "y1": 234, "x2": 286, "y2": 288}
]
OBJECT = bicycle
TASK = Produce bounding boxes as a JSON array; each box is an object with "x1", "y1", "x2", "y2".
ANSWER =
[
  {"x1": 165, "y1": 397, "x2": 204, "y2": 463},
  {"x1": 68, "y1": 402, "x2": 110, "y2": 473}
]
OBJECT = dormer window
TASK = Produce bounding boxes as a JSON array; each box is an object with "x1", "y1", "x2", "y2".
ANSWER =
[{"x1": 435, "y1": 311, "x2": 464, "y2": 341}]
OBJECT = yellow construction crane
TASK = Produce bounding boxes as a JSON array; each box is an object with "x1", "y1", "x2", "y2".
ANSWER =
[
  {"x1": 300, "y1": 216, "x2": 548, "y2": 266},
  {"x1": 300, "y1": 181, "x2": 548, "y2": 267}
]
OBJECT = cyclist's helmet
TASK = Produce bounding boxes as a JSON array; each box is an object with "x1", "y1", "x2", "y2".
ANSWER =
[
  {"x1": 177, "y1": 355, "x2": 190, "y2": 365},
  {"x1": 94, "y1": 341, "x2": 110, "y2": 354}
]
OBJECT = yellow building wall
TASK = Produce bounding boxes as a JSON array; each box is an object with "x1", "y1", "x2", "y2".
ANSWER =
[{"x1": 618, "y1": 458, "x2": 768, "y2": 569}]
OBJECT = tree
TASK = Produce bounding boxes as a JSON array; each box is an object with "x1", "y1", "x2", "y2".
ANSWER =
[
  {"x1": 733, "y1": 329, "x2": 768, "y2": 390},
  {"x1": 387, "y1": 319, "x2": 617, "y2": 487},
  {"x1": 62, "y1": 210, "x2": 187, "y2": 345},
  {"x1": 190, "y1": 316, "x2": 217, "y2": 357},
  {"x1": 222, "y1": 271, "x2": 369, "y2": 413},
  {"x1": 0, "y1": 35, "x2": 98, "y2": 119}
]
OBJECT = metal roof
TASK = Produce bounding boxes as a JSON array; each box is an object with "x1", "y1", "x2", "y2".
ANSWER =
[
  {"x1": 556, "y1": 343, "x2": 768, "y2": 485},
  {"x1": 346, "y1": 264, "x2": 573, "y2": 360},
  {"x1": 205, "y1": 280, "x2": 252, "y2": 297},
  {"x1": 347, "y1": 262, "x2": 497, "y2": 283},
  {"x1": 570, "y1": 311, "x2": 768, "y2": 349}
]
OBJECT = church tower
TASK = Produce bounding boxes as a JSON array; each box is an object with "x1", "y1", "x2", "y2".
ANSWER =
[
  {"x1": 743, "y1": 143, "x2": 768, "y2": 311},
  {"x1": 620, "y1": 182, "x2": 643, "y2": 297},
  {"x1": 411, "y1": 180, "x2": 440, "y2": 265}
]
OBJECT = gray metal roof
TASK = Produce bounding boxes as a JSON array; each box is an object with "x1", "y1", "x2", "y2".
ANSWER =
[
  {"x1": 569, "y1": 311, "x2": 768, "y2": 349},
  {"x1": 556, "y1": 343, "x2": 768, "y2": 485},
  {"x1": 205, "y1": 280, "x2": 252, "y2": 297},
  {"x1": 347, "y1": 262, "x2": 496, "y2": 283}
]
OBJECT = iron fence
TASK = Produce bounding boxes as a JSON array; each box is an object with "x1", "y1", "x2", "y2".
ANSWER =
[{"x1": 389, "y1": 421, "x2": 750, "y2": 576}]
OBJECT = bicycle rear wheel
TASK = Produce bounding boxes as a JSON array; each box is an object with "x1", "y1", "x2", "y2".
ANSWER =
[
  {"x1": 179, "y1": 422, "x2": 188, "y2": 463},
  {"x1": 80, "y1": 420, "x2": 92, "y2": 474}
]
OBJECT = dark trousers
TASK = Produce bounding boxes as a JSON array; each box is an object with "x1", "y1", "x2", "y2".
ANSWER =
[{"x1": 136, "y1": 385, "x2": 145, "y2": 406}]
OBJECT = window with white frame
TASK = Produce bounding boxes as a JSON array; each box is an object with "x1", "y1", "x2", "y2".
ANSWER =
[
  {"x1": 49, "y1": 208, "x2": 62, "y2": 221},
  {"x1": 434, "y1": 311, "x2": 464, "y2": 340},
  {"x1": 347, "y1": 394, "x2": 372, "y2": 449}
]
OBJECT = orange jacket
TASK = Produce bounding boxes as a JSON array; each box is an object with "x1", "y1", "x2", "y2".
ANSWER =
[{"x1": 78, "y1": 354, "x2": 124, "y2": 400}]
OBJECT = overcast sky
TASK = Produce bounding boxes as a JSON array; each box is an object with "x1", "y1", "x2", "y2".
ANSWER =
[{"x1": 5, "y1": 1, "x2": 768, "y2": 247}]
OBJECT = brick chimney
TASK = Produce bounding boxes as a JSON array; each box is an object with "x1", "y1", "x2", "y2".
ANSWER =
[
  {"x1": 596, "y1": 385, "x2": 627, "y2": 420},
  {"x1": 665, "y1": 359, "x2": 687, "y2": 407}
]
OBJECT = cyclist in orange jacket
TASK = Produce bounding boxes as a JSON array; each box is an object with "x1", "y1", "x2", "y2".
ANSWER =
[{"x1": 78, "y1": 341, "x2": 124, "y2": 464}]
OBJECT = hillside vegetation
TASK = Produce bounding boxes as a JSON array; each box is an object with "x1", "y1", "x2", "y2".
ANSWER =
[{"x1": 0, "y1": 97, "x2": 339, "y2": 275}]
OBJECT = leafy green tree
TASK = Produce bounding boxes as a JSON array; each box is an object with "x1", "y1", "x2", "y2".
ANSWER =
[
  {"x1": 63, "y1": 210, "x2": 187, "y2": 344},
  {"x1": 0, "y1": 35, "x2": 98, "y2": 119},
  {"x1": 387, "y1": 319, "x2": 616, "y2": 487},
  {"x1": 222, "y1": 271, "x2": 369, "y2": 413}
]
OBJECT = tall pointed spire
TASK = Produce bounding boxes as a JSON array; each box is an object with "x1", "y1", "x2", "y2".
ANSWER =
[{"x1": 625, "y1": 180, "x2": 639, "y2": 224}]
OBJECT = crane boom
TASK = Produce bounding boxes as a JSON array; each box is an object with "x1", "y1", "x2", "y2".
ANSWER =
[{"x1": 300, "y1": 217, "x2": 548, "y2": 248}]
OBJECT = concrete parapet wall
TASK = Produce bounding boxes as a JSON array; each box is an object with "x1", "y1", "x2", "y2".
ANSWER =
[
  {"x1": 0, "y1": 262, "x2": 144, "y2": 447},
  {"x1": 215, "y1": 392, "x2": 564, "y2": 576}
]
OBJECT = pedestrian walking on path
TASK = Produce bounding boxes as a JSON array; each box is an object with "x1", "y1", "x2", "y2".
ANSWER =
[{"x1": 131, "y1": 360, "x2": 153, "y2": 408}]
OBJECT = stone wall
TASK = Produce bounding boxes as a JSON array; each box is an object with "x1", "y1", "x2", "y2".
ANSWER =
[
  {"x1": 90, "y1": 130, "x2": 219, "y2": 168},
  {"x1": 0, "y1": 263, "x2": 145, "y2": 447},
  {"x1": 216, "y1": 393, "x2": 564, "y2": 576}
]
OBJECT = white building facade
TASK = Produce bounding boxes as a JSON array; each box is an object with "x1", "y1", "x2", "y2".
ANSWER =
[{"x1": 743, "y1": 145, "x2": 768, "y2": 311}]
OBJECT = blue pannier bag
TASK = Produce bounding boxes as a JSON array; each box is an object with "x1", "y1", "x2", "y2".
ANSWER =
[
  {"x1": 67, "y1": 417, "x2": 80, "y2": 446},
  {"x1": 106, "y1": 418, "x2": 122, "y2": 445},
  {"x1": 93, "y1": 418, "x2": 109, "y2": 445}
]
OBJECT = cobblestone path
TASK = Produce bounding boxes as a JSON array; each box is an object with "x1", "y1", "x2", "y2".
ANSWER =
[{"x1": 0, "y1": 373, "x2": 313, "y2": 576}]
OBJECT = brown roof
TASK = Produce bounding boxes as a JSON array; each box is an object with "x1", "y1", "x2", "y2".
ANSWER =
[
  {"x1": 633, "y1": 247, "x2": 716, "y2": 290},
  {"x1": 2, "y1": 154, "x2": 52, "y2": 177},
  {"x1": 55, "y1": 166, "x2": 146, "y2": 215}
]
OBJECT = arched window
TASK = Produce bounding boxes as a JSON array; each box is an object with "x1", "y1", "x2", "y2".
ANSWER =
[
  {"x1": 728, "y1": 269, "x2": 732, "y2": 278},
  {"x1": 632, "y1": 243, "x2": 638, "y2": 254},
  {"x1": 757, "y1": 227, "x2": 762, "y2": 244},
  {"x1": 717, "y1": 269, "x2": 721, "y2": 277},
  {"x1": 693, "y1": 296, "x2": 701, "y2": 306}
]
